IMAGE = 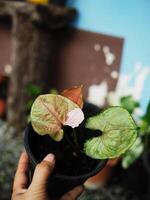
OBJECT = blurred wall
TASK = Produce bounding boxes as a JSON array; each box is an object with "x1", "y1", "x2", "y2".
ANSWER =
[
  {"x1": 67, "y1": 0, "x2": 150, "y2": 111},
  {"x1": 0, "y1": 19, "x2": 11, "y2": 74}
]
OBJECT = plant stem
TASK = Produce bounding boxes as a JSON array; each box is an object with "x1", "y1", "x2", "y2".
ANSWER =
[
  {"x1": 64, "y1": 129, "x2": 81, "y2": 154},
  {"x1": 72, "y1": 129, "x2": 80, "y2": 148},
  {"x1": 64, "y1": 133, "x2": 75, "y2": 149}
]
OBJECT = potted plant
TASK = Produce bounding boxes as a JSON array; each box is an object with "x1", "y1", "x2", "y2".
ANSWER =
[{"x1": 24, "y1": 86, "x2": 138, "y2": 198}]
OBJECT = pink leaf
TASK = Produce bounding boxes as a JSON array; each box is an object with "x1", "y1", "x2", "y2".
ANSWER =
[{"x1": 64, "y1": 108, "x2": 84, "y2": 128}]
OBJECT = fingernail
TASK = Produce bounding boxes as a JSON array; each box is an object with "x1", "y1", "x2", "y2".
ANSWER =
[{"x1": 44, "y1": 154, "x2": 55, "y2": 163}]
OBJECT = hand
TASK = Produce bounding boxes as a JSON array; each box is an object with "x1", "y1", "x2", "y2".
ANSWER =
[{"x1": 12, "y1": 152, "x2": 83, "y2": 200}]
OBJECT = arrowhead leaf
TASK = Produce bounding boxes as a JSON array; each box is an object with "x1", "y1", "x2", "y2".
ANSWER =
[
  {"x1": 31, "y1": 94, "x2": 78, "y2": 141},
  {"x1": 84, "y1": 107, "x2": 138, "y2": 159},
  {"x1": 61, "y1": 86, "x2": 83, "y2": 108}
]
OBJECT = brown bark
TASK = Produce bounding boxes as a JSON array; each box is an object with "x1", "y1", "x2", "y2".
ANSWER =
[{"x1": 0, "y1": 1, "x2": 76, "y2": 131}]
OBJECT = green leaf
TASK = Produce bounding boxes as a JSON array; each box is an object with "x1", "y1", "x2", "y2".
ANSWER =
[
  {"x1": 25, "y1": 84, "x2": 42, "y2": 97},
  {"x1": 49, "y1": 88, "x2": 58, "y2": 95},
  {"x1": 141, "y1": 101, "x2": 150, "y2": 123},
  {"x1": 84, "y1": 107, "x2": 138, "y2": 159},
  {"x1": 140, "y1": 101, "x2": 150, "y2": 134},
  {"x1": 31, "y1": 94, "x2": 78, "y2": 141},
  {"x1": 26, "y1": 99, "x2": 34, "y2": 110},
  {"x1": 121, "y1": 137, "x2": 144, "y2": 168},
  {"x1": 120, "y1": 96, "x2": 140, "y2": 114}
]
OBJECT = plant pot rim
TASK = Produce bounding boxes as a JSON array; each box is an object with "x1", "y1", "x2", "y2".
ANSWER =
[{"x1": 24, "y1": 123, "x2": 107, "y2": 181}]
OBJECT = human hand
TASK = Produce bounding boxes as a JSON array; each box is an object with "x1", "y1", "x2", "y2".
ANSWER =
[{"x1": 12, "y1": 152, "x2": 83, "y2": 200}]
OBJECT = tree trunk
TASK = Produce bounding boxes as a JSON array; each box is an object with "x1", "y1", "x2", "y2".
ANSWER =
[
  {"x1": 7, "y1": 13, "x2": 54, "y2": 130},
  {"x1": 0, "y1": 2, "x2": 76, "y2": 131}
]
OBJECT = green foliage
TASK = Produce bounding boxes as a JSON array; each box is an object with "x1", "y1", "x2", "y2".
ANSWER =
[
  {"x1": 26, "y1": 84, "x2": 42, "y2": 98},
  {"x1": 140, "y1": 101, "x2": 150, "y2": 134},
  {"x1": 121, "y1": 100, "x2": 150, "y2": 168},
  {"x1": 25, "y1": 84, "x2": 42, "y2": 111},
  {"x1": 49, "y1": 88, "x2": 58, "y2": 95},
  {"x1": 84, "y1": 107, "x2": 138, "y2": 159},
  {"x1": 120, "y1": 96, "x2": 140, "y2": 114},
  {"x1": 26, "y1": 99, "x2": 35, "y2": 111},
  {"x1": 142, "y1": 101, "x2": 150, "y2": 121},
  {"x1": 122, "y1": 137, "x2": 144, "y2": 168}
]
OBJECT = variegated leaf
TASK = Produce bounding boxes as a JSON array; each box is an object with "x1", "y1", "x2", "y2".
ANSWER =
[
  {"x1": 31, "y1": 94, "x2": 79, "y2": 141},
  {"x1": 84, "y1": 107, "x2": 138, "y2": 159}
]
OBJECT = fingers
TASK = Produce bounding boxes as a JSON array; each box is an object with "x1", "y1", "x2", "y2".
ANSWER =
[
  {"x1": 13, "y1": 152, "x2": 29, "y2": 192},
  {"x1": 60, "y1": 186, "x2": 84, "y2": 200},
  {"x1": 29, "y1": 154, "x2": 55, "y2": 190}
]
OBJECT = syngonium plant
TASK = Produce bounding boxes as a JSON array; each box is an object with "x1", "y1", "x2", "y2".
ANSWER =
[{"x1": 30, "y1": 86, "x2": 138, "y2": 159}]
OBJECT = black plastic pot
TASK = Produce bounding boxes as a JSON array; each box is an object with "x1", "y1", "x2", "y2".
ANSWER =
[
  {"x1": 142, "y1": 150, "x2": 150, "y2": 199},
  {"x1": 24, "y1": 103, "x2": 107, "y2": 198}
]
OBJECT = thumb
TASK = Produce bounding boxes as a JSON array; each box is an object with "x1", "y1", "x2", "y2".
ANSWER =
[{"x1": 29, "y1": 154, "x2": 55, "y2": 190}]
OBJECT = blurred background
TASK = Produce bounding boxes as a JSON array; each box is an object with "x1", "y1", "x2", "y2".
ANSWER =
[{"x1": 0, "y1": 0, "x2": 150, "y2": 199}]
